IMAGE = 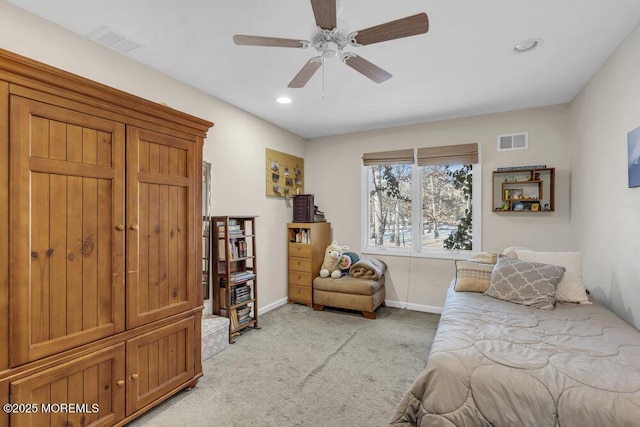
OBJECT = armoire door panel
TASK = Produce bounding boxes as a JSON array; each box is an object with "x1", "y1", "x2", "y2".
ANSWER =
[
  {"x1": 9, "y1": 96, "x2": 125, "y2": 366},
  {"x1": 10, "y1": 344, "x2": 126, "y2": 427},
  {"x1": 126, "y1": 317, "x2": 194, "y2": 414},
  {"x1": 0, "y1": 80, "x2": 9, "y2": 375},
  {"x1": 127, "y1": 127, "x2": 197, "y2": 329}
]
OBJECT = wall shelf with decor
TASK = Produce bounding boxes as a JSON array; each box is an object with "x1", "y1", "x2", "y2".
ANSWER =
[{"x1": 492, "y1": 166, "x2": 555, "y2": 212}]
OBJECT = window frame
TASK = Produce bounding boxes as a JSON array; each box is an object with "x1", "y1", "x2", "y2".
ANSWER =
[{"x1": 361, "y1": 149, "x2": 481, "y2": 260}]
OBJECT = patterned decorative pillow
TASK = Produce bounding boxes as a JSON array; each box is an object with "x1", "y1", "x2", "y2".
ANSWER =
[
  {"x1": 515, "y1": 250, "x2": 590, "y2": 304},
  {"x1": 485, "y1": 255, "x2": 566, "y2": 310},
  {"x1": 467, "y1": 252, "x2": 498, "y2": 264},
  {"x1": 454, "y1": 260, "x2": 494, "y2": 292}
]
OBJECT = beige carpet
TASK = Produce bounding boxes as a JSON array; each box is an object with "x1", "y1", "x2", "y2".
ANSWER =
[{"x1": 128, "y1": 303, "x2": 440, "y2": 427}]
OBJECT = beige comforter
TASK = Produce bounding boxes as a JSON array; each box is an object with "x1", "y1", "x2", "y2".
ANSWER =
[{"x1": 391, "y1": 282, "x2": 640, "y2": 426}]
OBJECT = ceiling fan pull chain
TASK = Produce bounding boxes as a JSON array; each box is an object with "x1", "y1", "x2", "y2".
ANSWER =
[{"x1": 322, "y1": 59, "x2": 326, "y2": 99}]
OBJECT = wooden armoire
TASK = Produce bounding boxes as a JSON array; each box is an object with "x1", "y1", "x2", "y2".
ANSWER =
[{"x1": 0, "y1": 48, "x2": 212, "y2": 426}]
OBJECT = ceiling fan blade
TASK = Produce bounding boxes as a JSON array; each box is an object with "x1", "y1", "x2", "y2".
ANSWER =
[
  {"x1": 343, "y1": 54, "x2": 392, "y2": 84},
  {"x1": 310, "y1": 0, "x2": 337, "y2": 30},
  {"x1": 288, "y1": 57, "x2": 323, "y2": 88},
  {"x1": 351, "y1": 13, "x2": 429, "y2": 46},
  {"x1": 233, "y1": 34, "x2": 307, "y2": 48}
]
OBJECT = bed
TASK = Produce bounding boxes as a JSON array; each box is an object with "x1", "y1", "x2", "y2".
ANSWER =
[{"x1": 390, "y1": 280, "x2": 640, "y2": 426}]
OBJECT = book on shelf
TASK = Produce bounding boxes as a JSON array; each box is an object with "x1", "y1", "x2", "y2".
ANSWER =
[
  {"x1": 221, "y1": 228, "x2": 243, "y2": 237},
  {"x1": 224, "y1": 239, "x2": 250, "y2": 260},
  {"x1": 293, "y1": 229, "x2": 310, "y2": 244},
  {"x1": 237, "y1": 311, "x2": 251, "y2": 322},
  {"x1": 238, "y1": 316, "x2": 253, "y2": 325},
  {"x1": 230, "y1": 309, "x2": 239, "y2": 330},
  {"x1": 229, "y1": 271, "x2": 255, "y2": 282},
  {"x1": 237, "y1": 306, "x2": 251, "y2": 316},
  {"x1": 220, "y1": 281, "x2": 252, "y2": 305},
  {"x1": 217, "y1": 222, "x2": 243, "y2": 237},
  {"x1": 235, "y1": 296, "x2": 251, "y2": 305}
]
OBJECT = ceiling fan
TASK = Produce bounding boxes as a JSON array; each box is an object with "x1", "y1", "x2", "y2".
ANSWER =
[{"x1": 233, "y1": 0, "x2": 429, "y2": 88}]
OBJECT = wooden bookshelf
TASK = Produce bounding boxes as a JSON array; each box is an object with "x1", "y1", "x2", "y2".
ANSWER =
[{"x1": 212, "y1": 216, "x2": 259, "y2": 343}]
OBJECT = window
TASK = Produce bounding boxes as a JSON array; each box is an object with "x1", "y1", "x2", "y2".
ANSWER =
[
  {"x1": 362, "y1": 144, "x2": 480, "y2": 258},
  {"x1": 367, "y1": 163, "x2": 413, "y2": 249}
]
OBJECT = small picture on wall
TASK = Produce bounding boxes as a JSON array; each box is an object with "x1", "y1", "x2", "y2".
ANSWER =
[{"x1": 628, "y1": 126, "x2": 640, "y2": 188}]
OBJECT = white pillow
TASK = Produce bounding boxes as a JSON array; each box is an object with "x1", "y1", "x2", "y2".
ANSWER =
[
  {"x1": 502, "y1": 246, "x2": 529, "y2": 259},
  {"x1": 514, "y1": 250, "x2": 590, "y2": 304}
]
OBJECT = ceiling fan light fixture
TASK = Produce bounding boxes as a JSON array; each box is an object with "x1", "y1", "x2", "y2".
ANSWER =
[
  {"x1": 321, "y1": 41, "x2": 339, "y2": 58},
  {"x1": 514, "y1": 38, "x2": 543, "y2": 53}
]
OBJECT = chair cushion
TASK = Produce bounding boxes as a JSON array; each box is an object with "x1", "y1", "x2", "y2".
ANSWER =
[{"x1": 313, "y1": 275, "x2": 385, "y2": 296}]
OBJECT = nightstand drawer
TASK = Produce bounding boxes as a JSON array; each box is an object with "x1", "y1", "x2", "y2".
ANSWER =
[
  {"x1": 288, "y1": 242, "x2": 311, "y2": 258},
  {"x1": 289, "y1": 256, "x2": 312, "y2": 272},
  {"x1": 289, "y1": 284, "x2": 312, "y2": 302},
  {"x1": 289, "y1": 270, "x2": 312, "y2": 286}
]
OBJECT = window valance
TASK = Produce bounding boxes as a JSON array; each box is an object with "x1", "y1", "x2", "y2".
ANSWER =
[
  {"x1": 417, "y1": 143, "x2": 478, "y2": 166},
  {"x1": 362, "y1": 149, "x2": 414, "y2": 166}
]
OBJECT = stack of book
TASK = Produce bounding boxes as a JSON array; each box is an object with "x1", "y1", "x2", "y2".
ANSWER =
[
  {"x1": 233, "y1": 284, "x2": 252, "y2": 305},
  {"x1": 236, "y1": 306, "x2": 252, "y2": 325},
  {"x1": 217, "y1": 220, "x2": 243, "y2": 237},
  {"x1": 229, "y1": 271, "x2": 255, "y2": 283}
]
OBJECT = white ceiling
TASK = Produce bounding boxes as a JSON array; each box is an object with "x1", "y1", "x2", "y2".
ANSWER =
[{"x1": 7, "y1": 0, "x2": 640, "y2": 139}]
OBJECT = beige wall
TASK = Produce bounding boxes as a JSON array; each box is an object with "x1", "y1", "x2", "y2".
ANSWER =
[
  {"x1": 306, "y1": 104, "x2": 572, "y2": 310},
  {"x1": 0, "y1": 2, "x2": 306, "y2": 314},
  {"x1": 569, "y1": 23, "x2": 640, "y2": 329},
  {"x1": 4, "y1": 1, "x2": 638, "y2": 324}
]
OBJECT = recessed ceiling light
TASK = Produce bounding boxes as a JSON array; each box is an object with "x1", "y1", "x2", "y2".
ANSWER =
[
  {"x1": 276, "y1": 96, "x2": 292, "y2": 104},
  {"x1": 514, "y1": 38, "x2": 543, "y2": 53}
]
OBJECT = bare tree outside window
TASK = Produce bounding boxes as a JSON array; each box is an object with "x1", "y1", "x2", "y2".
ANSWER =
[
  {"x1": 422, "y1": 164, "x2": 472, "y2": 250},
  {"x1": 366, "y1": 163, "x2": 473, "y2": 252},
  {"x1": 368, "y1": 164, "x2": 412, "y2": 247}
]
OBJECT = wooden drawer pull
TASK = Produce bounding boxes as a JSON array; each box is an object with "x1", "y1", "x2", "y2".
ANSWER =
[
  {"x1": 116, "y1": 380, "x2": 125, "y2": 387},
  {"x1": 115, "y1": 224, "x2": 125, "y2": 231},
  {"x1": 130, "y1": 373, "x2": 139, "y2": 381},
  {"x1": 129, "y1": 224, "x2": 139, "y2": 231}
]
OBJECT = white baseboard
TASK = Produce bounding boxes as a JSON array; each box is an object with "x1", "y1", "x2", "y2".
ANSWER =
[
  {"x1": 258, "y1": 297, "x2": 288, "y2": 316},
  {"x1": 385, "y1": 300, "x2": 443, "y2": 314},
  {"x1": 258, "y1": 298, "x2": 442, "y2": 316}
]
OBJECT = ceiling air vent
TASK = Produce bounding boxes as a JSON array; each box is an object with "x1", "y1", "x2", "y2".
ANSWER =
[
  {"x1": 497, "y1": 132, "x2": 528, "y2": 152},
  {"x1": 87, "y1": 25, "x2": 141, "y2": 55}
]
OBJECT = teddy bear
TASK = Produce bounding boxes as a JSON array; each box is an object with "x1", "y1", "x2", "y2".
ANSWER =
[{"x1": 319, "y1": 241, "x2": 347, "y2": 279}]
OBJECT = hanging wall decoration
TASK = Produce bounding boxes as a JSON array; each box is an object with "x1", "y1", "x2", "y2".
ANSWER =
[{"x1": 265, "y1": 148, "x2": 304, "y2": 197}]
